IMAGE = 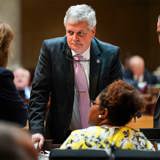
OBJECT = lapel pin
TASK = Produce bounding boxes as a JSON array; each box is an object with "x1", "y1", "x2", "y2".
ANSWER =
[{"x1": 96, "y1": 59, "x2": 100, "y2": 64}]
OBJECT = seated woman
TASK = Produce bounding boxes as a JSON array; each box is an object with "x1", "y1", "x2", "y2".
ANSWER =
[
  {"x1": 0, "y1": 22, "x2": 27, "y2": 126},
  {"x1": 60, "y1": 80, "x2": 155, "y2": 154}
]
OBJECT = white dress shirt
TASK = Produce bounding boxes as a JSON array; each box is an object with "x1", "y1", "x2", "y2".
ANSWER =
[{"x1": 70, "y1": 47, "x2": 90, "y2": 130}]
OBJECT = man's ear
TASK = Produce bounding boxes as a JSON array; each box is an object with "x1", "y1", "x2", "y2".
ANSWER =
[{"x1": 91, "y1": 27, "x2": 96, "y2": 36}]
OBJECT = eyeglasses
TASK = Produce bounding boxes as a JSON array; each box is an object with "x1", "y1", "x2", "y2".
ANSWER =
[
  {"x1": 91, "y1": 100, "x2": 110, "y2": 111},
  {"x1": 90, "y1": 100, "x2": 100, "y2": 106}
]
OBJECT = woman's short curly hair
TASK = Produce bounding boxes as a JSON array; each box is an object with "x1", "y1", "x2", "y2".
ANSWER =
[
  {"x1": 0, "y1": 22, "x2": 14, "y2": 67},
  {"x1": 99, "y1": 80, "x2": 144, "y2": 126}
]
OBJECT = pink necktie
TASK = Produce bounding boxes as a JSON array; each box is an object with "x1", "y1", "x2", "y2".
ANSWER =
[{"x1": 73, "y1": 55, "x2": 90, "y2": 128}]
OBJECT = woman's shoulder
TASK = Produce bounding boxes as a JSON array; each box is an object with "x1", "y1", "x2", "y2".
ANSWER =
[
  {"x1": 112, "y1": 126, "x2": 155, "y2": 151},
  {"x1": 0, "y1": 67, "x2": 13, "y2": 78},
  {"x1": 71, "y1": 126, "x2": 113, "y2": 138},
  {"x1": 113, "y1": 126, "x2": 140, "y2": 137}
]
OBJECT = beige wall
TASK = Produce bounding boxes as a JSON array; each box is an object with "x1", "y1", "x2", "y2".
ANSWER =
[
  {"x1": 0, "y1": 0, "x2": 21, "y2": 69},
  {"x1": 21, "y1": 0, "x2": 160, "y2": 71}
]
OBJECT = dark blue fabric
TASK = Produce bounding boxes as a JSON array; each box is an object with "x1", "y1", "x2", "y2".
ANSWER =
[{"x1": 0, "y1": 67, "x2": 27, "y2": 127}]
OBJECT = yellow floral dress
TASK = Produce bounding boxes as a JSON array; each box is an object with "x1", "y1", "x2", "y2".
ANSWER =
[{"x1": 60, "y1": 126, "x2": 155, "y2": 154}]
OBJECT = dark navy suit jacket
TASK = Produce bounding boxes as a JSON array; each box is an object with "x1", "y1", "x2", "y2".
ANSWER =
[
  {"x1": 154, "y1": 94, "x2": 160, "y2": 128},
  {"x1": 0, "y1": 67, "x2": 27, "y2": 126},
  {"x1": 29, "y1": 37, "x2": 123, "y2": 143}
]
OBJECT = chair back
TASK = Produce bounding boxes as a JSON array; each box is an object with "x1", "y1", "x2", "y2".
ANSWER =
[
  {"x1": 114, "y1": 149, "x2": 160, "y2": 160},
  {"x1": 49, "y1": 149, "x2": 110, "y2": 160}
]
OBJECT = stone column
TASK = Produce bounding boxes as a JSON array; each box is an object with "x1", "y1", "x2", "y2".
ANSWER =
[{"x1": 0, "y1": 0, "x2": 21, "y2": 69}]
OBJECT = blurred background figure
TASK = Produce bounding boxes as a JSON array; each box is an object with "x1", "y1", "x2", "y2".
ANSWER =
[
  {"x1": 157, "y1": 14, "x2": 160, "y2": 43},
  {"x1": 13, "y1": 67, "x2": 31, "y2": 102},
  {"x1": 123, "y1": 55, "x2": 159, "y2": 93},
  {"x1": 0, "y1": 121, "x2": 38, "y2": 160},
  {"x1": 154, "y1": 14, "x2": 160, "y2": 128},
  {"x1": 0, "y1": 22, "x2": 27, "y2": 127},
  {"x1": 153, "y1": 15, "x2": 160, "y2": 81}
]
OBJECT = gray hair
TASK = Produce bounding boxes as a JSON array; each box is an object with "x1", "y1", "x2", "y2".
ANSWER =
[{"x1": 64, "y1": 4, "x2": 97, "y2": 29}]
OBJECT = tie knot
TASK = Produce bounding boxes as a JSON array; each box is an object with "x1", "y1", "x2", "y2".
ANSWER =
[{"x1": 74, "y1": 54, "x2": 83, "y2": 61}]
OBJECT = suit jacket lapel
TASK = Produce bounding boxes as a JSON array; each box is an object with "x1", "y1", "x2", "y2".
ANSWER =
[
  {"x1": 89, "y1": 39, "x2": 101, "y2": 100},
  {"x1": 63, "y1": 45, "x2": 75, "y2": 110}
]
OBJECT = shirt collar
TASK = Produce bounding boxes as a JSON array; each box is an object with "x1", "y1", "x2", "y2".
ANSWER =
[{"x1": 71, "y1": 47, "x2": 90, "y2": 60}]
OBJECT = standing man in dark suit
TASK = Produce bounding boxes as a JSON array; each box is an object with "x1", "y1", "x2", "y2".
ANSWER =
[
  {"x1": 154, "y1": 15, "x2": 160, "y2": 128},
  {"x1": 29, "y1": 4, "x2": 123, "y2": 148}
]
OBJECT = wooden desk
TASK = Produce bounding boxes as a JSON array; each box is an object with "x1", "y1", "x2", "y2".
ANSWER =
[{"x1": 127, "y1": 115, "x2": 153, "y2": 128}]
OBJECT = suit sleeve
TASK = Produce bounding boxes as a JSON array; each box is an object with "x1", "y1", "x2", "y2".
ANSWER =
[
  {"x1": 154, "y1": 94, "x2": 160, "y2": 128},
  {"x1": 29, "y1": 41, "x2": 51, "y2": 135}
]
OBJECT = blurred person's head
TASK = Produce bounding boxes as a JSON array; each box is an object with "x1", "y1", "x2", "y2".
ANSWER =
[
  {"x1": 64, "y1": 4, "x2": 96, "y2": 54},
  {"x1": 0, "y1": 22, "x2": 14, "y2": 67},
  {"x1": 157, "y1": 15, "x2": 160, "y2": 44},
  {"x1": 89, "y1": 80, "x2": 144, "y2": 126},
  {"x1": 128, "y1": 55, "x2": 145, "y2": 78},
  {"x1": 13, "y1": 68, "x2": 31, "y2": 90},
  {"x1": 0, "y1": 121, "x2": 38, "y2": 160}
]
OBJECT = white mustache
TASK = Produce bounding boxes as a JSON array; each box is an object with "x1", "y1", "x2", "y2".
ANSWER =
[{"x1": 71, "y1": 41, "x2": 82, "y2": 45}]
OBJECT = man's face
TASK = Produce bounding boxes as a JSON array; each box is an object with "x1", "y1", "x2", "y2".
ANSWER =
[
  {"x1": 129, "y1": 59, "x2": 144, "y2": 78},
  {"x1": 13, "y1": 69, "x2": 30, "y2": 90},
  {"x1": 65, "y1": 21, "x2": 96, "y2": 54},
  {"x1": 157, "y1": 18, "x2": 160, "y2": 44}
]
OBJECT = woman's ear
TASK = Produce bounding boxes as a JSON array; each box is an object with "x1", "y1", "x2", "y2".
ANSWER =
[
  {"x1": 99, "y1": 108, "x2": 108, "y2": 117},
  {"x1": 101, "y1": 108, "x2": 108, "y2": 119},
  {"x1": 98, "y1": 108, "x2": 108, "y2": 125},
  {"x1": 103, "y1": 108, "x2": 108, "y2": 117}
]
